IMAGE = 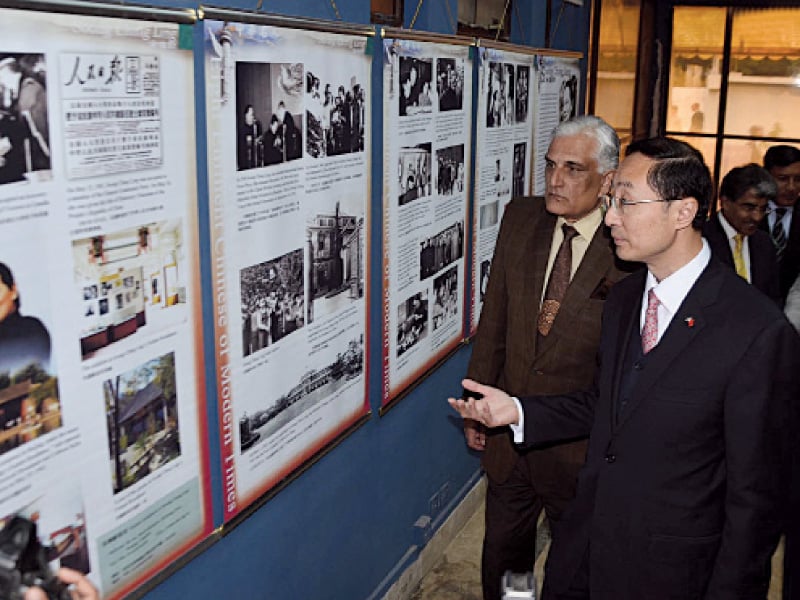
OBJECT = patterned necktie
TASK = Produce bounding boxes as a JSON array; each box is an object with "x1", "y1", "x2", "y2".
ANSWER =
[
  {"x1": 641, "y1": 289, "x2": 660, "y2": 354},
  {"x1": 537, "y1": 224, "x2": 579, "y2": 338},
  {"x1": 772, "y1": 208, "x2": 787, "y2": 260},
  {"x1": 733, "y1": 233, "x2": 747, "y2": 280}
]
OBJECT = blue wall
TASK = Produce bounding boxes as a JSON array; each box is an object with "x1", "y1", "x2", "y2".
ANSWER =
[{"x1": 137, "y1": 0, "x2": 592, "y2": 598}]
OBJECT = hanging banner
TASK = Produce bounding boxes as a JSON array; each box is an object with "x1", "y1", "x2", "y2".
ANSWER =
[
  {"x1": 532, "y1": 53, "x2": 581, "y2": 195},
  {"x1": 470, "y1": 45, "x2": 535, "y2": 335},
  {"x1": 0, "y1": 7, "x2": 211, "y2": 599},
  {"x1": 204, "y1": 20, "x2": 370, "y2": 521},
  {"x1": 381, "y1": 37, "x2": 472, "y2": 408}
]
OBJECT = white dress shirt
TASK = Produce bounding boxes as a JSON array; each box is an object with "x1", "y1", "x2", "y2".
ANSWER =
[{"x1": 766, "y1": 201, "x2": 793, "y2": 233}]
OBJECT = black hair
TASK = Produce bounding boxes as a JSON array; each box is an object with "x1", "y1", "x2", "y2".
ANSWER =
[
  {"x1": 719, "y1": 163, "x2": 776, "y2": 203},
  {"x1": 763, "y1": 145, "x2": 800, "y2": 171},
  {"x1": 625, "y1": 137, "x2": 712, "y2": 230},
  {"x1": 0, "y1": 262, "x2": 19, "y2": 310}
]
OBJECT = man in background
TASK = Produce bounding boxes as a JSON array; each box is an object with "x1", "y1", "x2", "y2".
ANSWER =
[
  {"x1": 762, "y1": 145, "x2": 800, "y2": 301},
  {"x1": 464, "y1": 115, "x2": 631, "y2": 600},
  {"x1": 702, "y1": 163, "x2": 780, "y2": 303}
]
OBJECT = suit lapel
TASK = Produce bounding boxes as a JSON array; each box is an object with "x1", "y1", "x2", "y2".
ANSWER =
[
  {"x1": 615, "y1": 262, "x2": 723, "y2": 430},
  {"x1": 522, "y1": 209, "x2": 555, "y2": 358},
  {"x1": 538, "y1": 224, "x2": 615, "y2": 357}
]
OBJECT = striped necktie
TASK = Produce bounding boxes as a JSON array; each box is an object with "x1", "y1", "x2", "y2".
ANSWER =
[{"x1": 772, "y1": 208, "x2": 788, "y2": 260}]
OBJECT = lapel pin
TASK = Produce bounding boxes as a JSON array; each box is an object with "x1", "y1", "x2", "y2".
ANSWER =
[{"x1": 685, "y1": 317, "x2": 695, "y2": 328}]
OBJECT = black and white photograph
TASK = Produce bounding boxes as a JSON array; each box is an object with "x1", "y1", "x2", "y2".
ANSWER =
[
  {"x1": 105, "y1": 352, "x2": 181, "y2": 494},
  {"x1": 240, "y1": 248, "x2": 304, "y2": 358},
  {"x1": 239, "y1": 333, "x2": 364, "y2": 454},
  {"x1": 559, "y1": 74, "x2": 578, "y2": 123},
  {"x1": 0, "y1": 53, "x2": 50, "y2": 185},
  {"x1": 396, "y1": 290, "x2": 428, "y2": 357},
  {"x1": 419, "y1": 220, "x2": 464, "y2": 280},
  {"x1": 515, "y1": 64, "x2": 530, "y2": 123},
  {"x1": 306, "y1": 71, "x2": 365, "y2": 158},
  {"x1": 479, "y1": 259, "x2": 491, "y2": 303},
  {"x1": 436, "y1": 57, "x2": 464, "y2": 112},
  {"x1": 493, "y1": 156, "x2": 511, "y2": 198},
  {"x1": 479, "y1": 199, "x2": 499, "y2": 230},
  {"x1": 432, "y1": 266, "x2": 458, "y2": 331},
  {"x1": 399, "y1": 56, "x2": 434, "y2": 117},
  {"x1": 435, "y1": 144, "x2": 464, "y2": 196},
  {"x1": 486, "y1": 62, "x2": 504, "y2": 128},
  {"x1": 398, "y1": 142, "x2": 432, "y2": 206},
  {"x1": 513, "y1": 142, "x2": 527, "y2": 197},
  {"x1": 235, "y1": 61, "x2": 304, "y2": 170},
  {"x1": 307, "y1": 198, "x2": 365, "y2": 323}
]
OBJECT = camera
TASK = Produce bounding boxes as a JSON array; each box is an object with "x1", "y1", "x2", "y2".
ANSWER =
[{"x1": 0, "y1": 516, "x2": 71, "y2": 600}]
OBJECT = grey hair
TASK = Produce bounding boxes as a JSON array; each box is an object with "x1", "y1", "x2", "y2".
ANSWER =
[{"x1": 551, "y1": 115, "x2": 620, "y2": 174}]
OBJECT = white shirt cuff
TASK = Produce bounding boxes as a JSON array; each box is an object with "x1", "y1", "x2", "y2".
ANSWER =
[{"x1": 508, "y1": 396, "x2": 525, "y2": 444}]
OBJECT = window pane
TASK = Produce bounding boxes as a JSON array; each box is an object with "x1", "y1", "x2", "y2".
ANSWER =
[
  {"x1": 594, "y1": 0, "x2": 640, "y2": 142},
  {"x1": 719, "y1": 139, "x2": 770, "y2": 180},
  {"x1": 673, "y1": 135, "x2": 717, "y2": 179},
  {"x1": 666, "y1": 7, "x2": 726, "y2": 135},
  {"x1": 724, "y1": 8, "x2": 800, "y2": 139}
]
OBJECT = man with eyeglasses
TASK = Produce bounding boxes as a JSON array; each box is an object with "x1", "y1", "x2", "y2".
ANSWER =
[
  {"x1": 451, "y1": 137, "x2": 799, "y2": 600},
  {"x1": 762, "y1": 145, "x2": 800, "y2": 301},
  {"x1": 701, "y1": 163, "x2": 780, "y2": 304},
  {"x1": 464, "y1": 115, "x2": 632, "y2": 600}
]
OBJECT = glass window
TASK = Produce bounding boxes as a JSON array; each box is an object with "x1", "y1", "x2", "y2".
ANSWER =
[
  {"x1": 594, "y1": 0, "x2": 641, "y2": 146},
  {"x1": 666, "y1": 7, "x2": 726, "y2": 136},
  {"x1": 724, "y1": 8, "x2": 800, "y2": 140}
]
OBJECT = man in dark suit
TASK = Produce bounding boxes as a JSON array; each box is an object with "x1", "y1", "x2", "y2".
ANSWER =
[
  {"x1": 452, "y1": 137, "x2": 799, "y2": 600},
  {"x1": 762, "y1": 145, "x2": 800, "y2": 301},
  {"x1": 702, "y1": 163, "x2": 780, "y2": 303},
  {"x1": 464, "y1": 115, "x2": 631, "y2": 600}
]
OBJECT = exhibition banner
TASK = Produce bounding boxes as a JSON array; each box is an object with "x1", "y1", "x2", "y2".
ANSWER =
[
  {"x1": 381, "y1": 36, "x2": 472, "y2": 407},
  {"x1": 531, "y1": 53, "x2": 581, "y2": 195},
  {"x1": 0, "y1": 7, "x2": 211, "y2": 599},
  {"x1": 470, "y1": 45, "x2": 535, "y2": 334},
  {"x1": 204, "y1": 20, "x2": 370, "y2": 521}
]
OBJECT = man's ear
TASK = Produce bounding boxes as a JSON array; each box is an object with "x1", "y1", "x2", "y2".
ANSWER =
[
  {"x1": 674, "y1": 196, "x2": 700, "y2": 230},
  {"x1": 600, "y1": 170, "x2": 615, "y2": 195}
]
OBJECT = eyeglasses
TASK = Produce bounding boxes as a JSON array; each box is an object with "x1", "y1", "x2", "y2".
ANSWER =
[{"x1": 601, "y1": 193, "x2": 676, "y2": 214}]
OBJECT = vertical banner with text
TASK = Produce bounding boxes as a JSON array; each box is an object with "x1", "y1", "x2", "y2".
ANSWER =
[
  {"x1": 470, "y1": 46, "x2": 535, "y2": 334},
  {"x1": 381, "y1": 37, "x2": 472, "y2": 407},
  {"x1": 204, "y1": 20, "x2": 370, "y2": 521},
  {"x1": 0, "y1": 8, "x2": 211, "y2": 599},
  {"x1": 532, "y1": 53, "x2": 581, "y2": 196}
]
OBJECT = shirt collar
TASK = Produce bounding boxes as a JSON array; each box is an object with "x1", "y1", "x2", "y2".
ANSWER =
[
  {"x1": 717, "y1": 211, "x2": 743, "y2": 241},
  {"x1": 645, "y1": 238, "x2": 711, "y2": 317},
  {"x1": 768, "y1": 200, "x2": 794, "y2": 215},
  {"x1": 557, "y1": 205, "x2": 603, "y2": 240}
]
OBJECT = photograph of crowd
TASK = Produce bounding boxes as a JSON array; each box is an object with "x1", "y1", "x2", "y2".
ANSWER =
[
  {"x1": 486, "y1": 62, "x2": 516, "y2": 128},
  {"x1": 419, "y1": 220, "x2": 464, "y2": 280},
  {"x1": 432, "y1": 266, "x2": 458, "y2": 331},
  {"x1": 436, "y1": 58, "x2": 464, "y2": 112},
  {"x1": 513, "y1": 142, "x2": 527, "y2": 197},
  {"x1": 398, "y1": 142, "x2": 432, "y2": 206},
  {"x1": 436, "y1": 144, "x2": 465, "y2": 196},
  {"x1": 515, "y1": 64, "x2": 530, "y2": 123},
  {"x1": 397, "y1": 290, "x2": 428, "y2": 357},
  {"x1": 239, "y1": 333, "x2": 364, "y2": 453},
  {"x1": 399, "y1": 56, "x2": 434, "y2": 117},
  {"x1": 306, "y1": 71, "x2": 365, "y2": 158},
  {"x1": 240, "y1": 248, "x2": 304, "y2": 358},
  {"x1": 105, "y1": 352, "x2": 180, "y2": 494},
  {"x1": 236, "y1": 61, "x2": 303, "y2": 170},
  {"x1": 0, "y1": 53, "x2": 50, "y2": 185}
]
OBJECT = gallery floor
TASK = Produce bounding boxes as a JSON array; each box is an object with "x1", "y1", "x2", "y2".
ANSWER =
[{"x1": 404, "y1": 477, "x2": 785, "y2": 600}]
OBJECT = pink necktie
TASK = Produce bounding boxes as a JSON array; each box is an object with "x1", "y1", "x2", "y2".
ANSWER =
[{"x1": 641, "y1": 289, "x2": 660, "y2": 354}]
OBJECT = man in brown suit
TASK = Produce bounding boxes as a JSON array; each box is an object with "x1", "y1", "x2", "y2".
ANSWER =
[{"x1": 465, "y1": 115, "x2": 631, "y2": 600}]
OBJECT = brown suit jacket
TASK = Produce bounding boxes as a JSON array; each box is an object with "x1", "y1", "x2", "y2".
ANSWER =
[{"x1": 467, "y1": 196, "x2": 631, "y2": 483}]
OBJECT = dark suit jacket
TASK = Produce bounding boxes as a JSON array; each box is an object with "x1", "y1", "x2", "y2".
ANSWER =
[
  {"x1": 467, "y1": 197, "x2": 631, "y2": 483},
  {"x1": 760, "y1": 209, "x2": 800, "y2": 300},
  {"x1": 702, "y1": 215, "x2": 780, "y2": 303},
  {"x1": 520, "y1": 259, "x2": 799, "y2": 600}
]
